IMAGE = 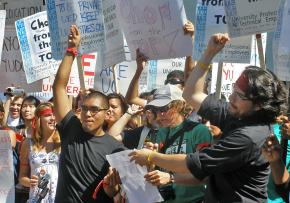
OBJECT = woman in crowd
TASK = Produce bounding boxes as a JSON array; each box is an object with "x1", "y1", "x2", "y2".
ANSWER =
[{"x1": 19, "y1": 102, "x2": 60, "y2": 203}]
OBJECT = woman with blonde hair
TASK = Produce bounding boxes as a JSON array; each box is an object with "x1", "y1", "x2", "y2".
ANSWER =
[{"x1": 19, "y1": 102, "x2": 60, "y2": 203}]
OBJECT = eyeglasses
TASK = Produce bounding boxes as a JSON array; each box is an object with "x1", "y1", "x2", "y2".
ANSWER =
[
  {"x1": 80, "y1": 105, "x2": 108, "y2": 116},
  {"x1": 231, "y1": 90, "x2": 250, "y2": 100},
  {"x1": 150, "y1": 104, "x2": 172, "y2": 115}
]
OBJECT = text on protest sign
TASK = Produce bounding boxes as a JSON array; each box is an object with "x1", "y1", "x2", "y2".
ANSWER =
[
  {"x1": 115, "y1": 0, "x2": 193, "y2": 60},
  {"x1": 0, "y1": 131, "x2": 15, "y2": 203},
  {"x1": 0, "y1": 26, "x2": 42, "y2": 92},
  {"x1": 193, "y1": 0, "x2": 252, "y2": 63},
  {"x1": 0, "y1": 0, "x2": 44, "y2": 25},
  {"x1": 15, "y1": 11, "x2": 61, "y2": 83},
  {"x1": 224, "y1": 0, "x2": 281, "y2": 37},
  {"x1": 46, "y1": 0, "x2": 104, "y2": 59},
  {"x1": 273, "y1": 0, "x2": 290, "y2": 81}
]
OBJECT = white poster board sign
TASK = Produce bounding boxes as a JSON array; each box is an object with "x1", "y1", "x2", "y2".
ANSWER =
[
  {"x1": 0, "y1": 10, "x2": 6, "y2": 64},
  {"x1": 0, "y1": 0, "x2": 44, "y2": 25},
  {"x1": 147, "y1": 57, "x2": 185, "y2": 90},
  {"x1": 42, "y1": 53, "x2": 97, "y2": 96},
  {"x1": 15, "y1": 11, "x2": 60, "y2": 83},
  {"x1": 0, "y1": 131, "x2": 15, "y2": 203},
  {"x1": 273, "y1": 0, "x2": 290, "y2": 81},
  {"x1": 115, "y1": 0, "x2": 193, "y2": 60},
  {"x1": 224, "y1": 0, "x2": 281, "y2": 37},
  {"x1": 193, "y1": 0, "x2": 252, "y2": 63},
  {"x1": 0, "y1": 26, "x2": 42, "y2": 92},
  {"x1": 102, "y1": 0, "x2": 127, "y2": 67},
  {"x1": 46, "y1": 0, "x2": 105, "y2": 59}
]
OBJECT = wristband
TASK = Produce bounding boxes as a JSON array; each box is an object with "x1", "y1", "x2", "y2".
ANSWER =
[
  {"x1": 197, "y1": 61, "x2": 211, "y2": 71},
  {"x1": 126, "y1": 111, "x2": 133, "y2": 116},
  {"x1": 66, "y1": 48, "x2": 78, "y2": 57},
  {"x1": 147, "y1": 151, "x2": 155, "y2": 164},
  {"x1": 169, "y1": 173, "x2": 175, "y2": 183}
]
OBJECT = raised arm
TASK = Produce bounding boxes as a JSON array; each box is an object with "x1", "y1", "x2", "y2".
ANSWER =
[
  {"x1": 52, "y1": 25, "x2": 81, "y2": 123},
  {"x1": 182, "y1": 33, "x2": 229, "y2": 111},
  {"x1": 125, "y1": 49, "x2": 148, "y2": 107},
  {"x1": 183, "y1": 20, "x2": 196, "y2": 82}
]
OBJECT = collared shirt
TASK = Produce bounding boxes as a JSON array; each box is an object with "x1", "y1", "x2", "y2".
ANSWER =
[{"x1": 186, "y1": 94, "x2": 271, "y2": 203}]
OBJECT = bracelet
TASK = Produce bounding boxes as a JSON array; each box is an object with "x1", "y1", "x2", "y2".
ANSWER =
[
  {"x1": 197, "y1": 61, "x2": 211, "y2": 71},
  {"x1": 66, "y1": 47, "x2": 78, "y2": 57},
  {"x1": 169, "y1": 173, "x2": 175, "y2": 183},
  {"x1": 147, "y1": 151, "x2": 155, "y2": 164},
  {"x1": 126, "y1": 111, "x2": 133, "y2": 116}
]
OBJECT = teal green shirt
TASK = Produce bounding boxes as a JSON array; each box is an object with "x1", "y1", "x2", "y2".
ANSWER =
[
  {"x1": 156, "y1": 119, "x2": 212, "y2": 203},
  {"x1": 267, "y1": 123, "x2": 290, "y2": 203}
]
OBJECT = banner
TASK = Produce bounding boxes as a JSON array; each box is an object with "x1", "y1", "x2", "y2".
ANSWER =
[
  {"x1": 46, "y1": 0, "x2": 105, "y2": 59},
  {"x1": 224, "y1": 0, "x2": 281, "y2": 37},
  {"x1": 15, "y1": 11, "x2": 60, "y2": 83},
  {"x1": 115, "y1": 0, "x2": 193, "y2": 60},
  {"x1": 0, "y1": 0, "x2": 44, "y2": 25},
  {"x1": 0, "y1": 26, "x2": 42, "y2": 92},
  {"x1": 0, "y1": 10, "x2": 6, "y2": 64},
  {"x1": 193, "y1": 0, "x2": 252, "y2": 63},
  {"x1": 273, "y1": 0, "x2": 290, "y2": 81},
  {"x1": 0, "y1": 131, "x2": 15, "y2": 203}
]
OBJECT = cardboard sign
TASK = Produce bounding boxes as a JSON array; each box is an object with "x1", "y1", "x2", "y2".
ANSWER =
[
  {"x1": 46, "y1": 0, "x2": 105, "y2": 59},
  {"x1": 0, "y1": 26, "x2": 42, "y2": 92},
  {"x1": 0, "y1": 131, "x2": 15, "y2": 203},
  {"x1": 15, "y1": 11, "x2": 60, "y2": 83},
  {"x1": 115, "y1": 0, "x2": 193, "y2": 60},
  {"x1": 224, "y1": 0, "x2": 281, "y2": 37},
  {"x1": 0, "y1": 0, "x2": 44, "y2": 25},
  {"x1": 273, "y1": 0, "x2": 290, "y2": 81},
  {"x1": 193, "y1": 0, "x2": 252, "y2": 63},
  {"x1": 0, "y1": 10, "x2": 6, "y2": 65}
]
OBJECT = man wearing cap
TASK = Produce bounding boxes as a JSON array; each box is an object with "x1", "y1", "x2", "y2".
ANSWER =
[
  {"x1": 145, "y1": 84, "x2": 212, "y2": 203},
  {"x1": 130, "y1": 33, "x2": 288, "y2": 203}
]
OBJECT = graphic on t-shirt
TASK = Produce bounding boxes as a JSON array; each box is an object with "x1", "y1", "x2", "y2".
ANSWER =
[{"x1": 165, "y1": 140, "x2": 187, "y2": 154}]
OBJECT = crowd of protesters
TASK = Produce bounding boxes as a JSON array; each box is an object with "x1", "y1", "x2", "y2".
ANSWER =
[{"x1": 0, "y1": 20, "x2": 290, "y2": 203}]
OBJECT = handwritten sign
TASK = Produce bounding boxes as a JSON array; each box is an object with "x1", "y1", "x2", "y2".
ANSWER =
[
  {"x1": 115, "y1": 0, "x2": 193, "y2": 60},
  {"x1": 101, "y1": 0, "x2": 127, "y2": 67},
  {"x1": 0, "y1": 10, "x2": 6, "y2": 65},
  {"x1": 0, "y1": 0, "x2": 44, "y2": 25},
  {"x1": 0, "y1": 131, "x2": 15, "y2": 203},
  {"x1": 193, "y1": 0, "x2": 252, "y2": 63},
  {"x1": 46, "y1": 0, "x2": 105, "y2": 59},
  {"x1": 0, "y1": 26, "x2": 42, "y2": 92},
  {"x1": 15, "y1": 11, "x2": 60, "y2": 83},
  {"x1": 224, "y1": 0, "x2": 281, "y2": 37},
  {"x1": 272, "y1": 0, "x2": 290, "y2": 81}
]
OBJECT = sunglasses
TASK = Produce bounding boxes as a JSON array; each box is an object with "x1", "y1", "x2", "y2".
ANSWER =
[
  {"x1": 80, "y1": 105, "x2": 108, "y2": 116},
  {"x1": 150, "y1": 104, "x2": 172, "y2": 114},
  {"x1": 165, "y1": 79, "x2": 184, "y2": 85}
]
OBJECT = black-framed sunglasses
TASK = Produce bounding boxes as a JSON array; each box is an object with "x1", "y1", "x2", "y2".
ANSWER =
[
  {"x1": 150, "y1": 103, "x2": 172, "y2": 115},
  {"x1": 80, "y1": 105, "x2": 108, "y2": 115},
  {"x1": 165, "y1": 79, "x2": 184, "y2": 85}
]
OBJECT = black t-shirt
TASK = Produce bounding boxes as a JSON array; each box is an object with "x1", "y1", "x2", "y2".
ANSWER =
[
  {"x1": 55, "y1": 111, "x2": 125, "y2": 203},
  {"x1": 186, "y1": 94, "x2": 271, "y2": 203}
]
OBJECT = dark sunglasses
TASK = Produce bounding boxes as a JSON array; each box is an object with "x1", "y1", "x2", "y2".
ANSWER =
[
  {"x1": 150, "y1": 104, "x2": 172, "y2": 114},
  {"x1": 80, "y1": 105, "x2": 108, "y2": 115},
  {"x1": 165, "y1": 79, "x2": 184, "y2": 85}
]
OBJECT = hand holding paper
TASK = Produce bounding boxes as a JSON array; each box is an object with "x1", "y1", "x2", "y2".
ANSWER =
[{"x1": 67, "y1": 25, "x2": 81, "y2": 49}]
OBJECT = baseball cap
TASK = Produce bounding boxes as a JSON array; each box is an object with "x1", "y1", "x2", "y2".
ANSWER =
[{"x1": 146, "y1": 84, "x2": 184, "y2": 107}]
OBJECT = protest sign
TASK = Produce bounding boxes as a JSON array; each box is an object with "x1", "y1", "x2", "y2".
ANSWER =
[
  {"x1": 115, "y1": 0, "x2": 193, "y2": 60},
  {"x1": 193, "y1": 0, "x2": 252, "y2": 63},
  {"x1": 147, "y1": 57, "x2": 185, "y2": 90},
  {"x1": 15, "y1": 11, "x2": 60, "y2": 83},
  {"x1": 0, "y1": 0, "x2": 44, "y2": 25},
  {"x1": 42, "y1": 53, "x2": 97, "y2": 96},
  {"x1": 0, "y1": 10, "x2": 6, "y2": 63},
  {"x1": 46, "y1": 0, "x2": 105, "y2": 59},
  {"x1": 0, "y1": 131, "x2": 15, "y2": 203},
  {"x1": 272, "y1": 0, "x2": 290, "y2": 81},
  {"x1": 224, "y1": 0, "x2": 281, "y2": 37},
  {"x1": 101, "y1": 0, "x2": 127, "y2": 67},
  {"x1": 0, "y1": 26, "x2": 42, "y2": 92}
]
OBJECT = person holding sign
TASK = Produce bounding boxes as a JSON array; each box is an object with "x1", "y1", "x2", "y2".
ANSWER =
[
  {"x1": 129, "y1": 33, "x2": 288, "y2": 203},
  {"x1": 52, "y1": 25, "x2": 125, "y2": 203}
]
